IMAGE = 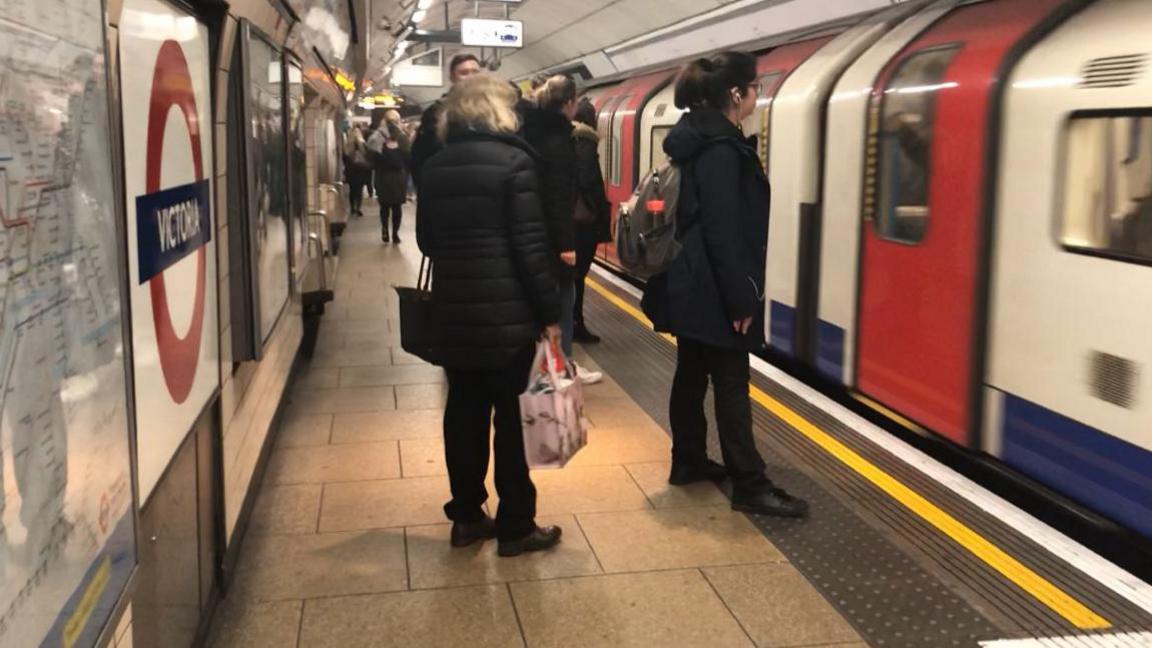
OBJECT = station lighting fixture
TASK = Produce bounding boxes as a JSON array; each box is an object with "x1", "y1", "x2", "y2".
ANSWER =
[
  {"x1": 417, "y1": 0, "x2": 434, "y2": 9},
  {"x1": 412, "y1": 9, "x2": 427, "y2": 23}
]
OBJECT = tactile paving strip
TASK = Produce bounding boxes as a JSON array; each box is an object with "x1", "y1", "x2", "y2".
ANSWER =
[{"x1": 581, "y1": 281, "x2": 1152, "y2": 647}]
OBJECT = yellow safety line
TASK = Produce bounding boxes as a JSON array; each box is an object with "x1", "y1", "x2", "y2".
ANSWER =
[{"x1": 585, "y1": 276, "x2": 1111, "y2": 630}]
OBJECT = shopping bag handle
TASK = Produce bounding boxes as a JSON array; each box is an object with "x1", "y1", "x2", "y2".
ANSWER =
[
  {"x1": 526, "y1": 339, "x2": 571, "y2": 391},
  {"x1": 417, "y1": 256, "x2": 433, "y2": 291}
]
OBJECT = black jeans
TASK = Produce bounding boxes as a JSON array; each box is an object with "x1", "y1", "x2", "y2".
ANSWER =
[
  {"x1": 573, "y1": 227, "x2": 599, "y2": 326},
  {"x1": 669, "y1": 337, "x2": 771, "y2": 494},
  {"x1": 443, "y1": 346, "x2": 537, "y2": 541},
  {"x1": 348, "y1": 171, "x2": 369, "y2": 214},
  {"x1": 380, "y1": 203, "x2": 403, "y2": 236}
]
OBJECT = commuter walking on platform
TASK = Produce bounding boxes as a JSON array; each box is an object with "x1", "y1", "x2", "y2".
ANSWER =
[
  {"x1": 343, "y1": 125, "x2": 371, "y2": 217},
  {"x1": 417, "y1": 75, "x2": 564, "y2": 556},
  {"x1": 521, "y1": 74, "x2": 602, "y2": 384},
  {"x1": 410, "y1": 53, "x2": 483, "y2": 190},
  {"x1": 642, "y1": 52, "x2": 808, "y2": 518},
  {"x1": 571, "y1": 98, "x2": 612, "y2": 344},
  {"x1": 367, "y1": 109, "x2": 411, "y2": 243}
]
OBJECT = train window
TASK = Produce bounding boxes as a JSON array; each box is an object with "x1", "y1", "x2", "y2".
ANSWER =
[
  {"x1": 741, "y1": 71, "x2": 782, "y2": 171},
  {"x1": 865, "y1": 46, "x2": 960, "y2": 244},
  {"x1": 1060, "y1": 114, "x2": 1152, "y2": 262},
  {"x1": 650, "y1": 126, "x2": 672, "y2": 170},
  {"x1": 597, "y1": 96, "x2": 623, "y2": 183},
  {"x1": 610, "y1": 96, "x2": 632, "y2": 186}
]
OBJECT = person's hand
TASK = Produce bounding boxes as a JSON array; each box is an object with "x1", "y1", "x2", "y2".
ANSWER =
[
  {"x1": 733, "y1": 317, "x2": 753, "y2": 335},
  {"x1": 544, "y1": 324, "x2": 562, "y2": 344},
  {"x1": 560, "y1": 251, "x2": 577, "y2": 266}
]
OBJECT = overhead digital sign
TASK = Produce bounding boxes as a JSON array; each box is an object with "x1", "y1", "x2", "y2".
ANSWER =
[{"x1": 460, "y1": 18, "x2": 523, "y2": 48}]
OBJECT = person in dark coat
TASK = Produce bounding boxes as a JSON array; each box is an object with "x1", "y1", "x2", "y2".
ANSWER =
[
  {"x1": 642, "y1": 52, "x2": 808, "y2": 519},
  {"x1": 368, "y1": 109, "x2": 411, "y2": 243},
  {"x1": 416, "y1": 74, "x2": 563, "y2": 556},
  {"x1": 409, "y1": 53, "x2": 482, "y2": 191},
  {"x1": 520, "y1": 74, "x2": 602, "y2": 384},
  {"x1": 342, "y1": 124, "x2": 372, "y2": 217},
  {"x1": 571, "y1": 98, "x2": 612, "y2": 344}
]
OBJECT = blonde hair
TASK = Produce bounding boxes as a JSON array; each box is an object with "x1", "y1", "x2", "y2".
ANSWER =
[
  {"x1": 437, "y1": 75, "x2": 519, "y2": 142},
  {"x1": 533, "y1": 74, "x2": 577, "y2": 113}
]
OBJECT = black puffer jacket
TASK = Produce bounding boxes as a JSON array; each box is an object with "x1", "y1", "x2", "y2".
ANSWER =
[
  {"x1": 572, "y1": 121, "x2": 612, "y2": 244},
  {"x1": 641, "y1": 108, "x2": 770, "y2": 350},
  {"x1": 416, "y1": 128, "x2": 561, "y2": 370},
  {"x1": 409, "y1": 100, "x2": 443, "y2": 190},
  {"x1": 520, "y1": 106, "x2": 577, "y2": 279}
]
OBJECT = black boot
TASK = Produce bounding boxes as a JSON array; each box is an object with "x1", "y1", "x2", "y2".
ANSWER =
[
  {"x1": 498, "y1": 525, "x2": 562, "y2": 557},
  {"x1": 731, "y1": 487, "x2": 809, "y2": 518},
  {"x1": 668, "y1": 458, "x2": 728, "y2": 486},
  {"x1": 450, "y1": 515, "x2": 497, "y2": 547},
  {"x1": 392, "y1": 231, "x2": 402, "y2": 244},
  {"x1": 382, "y1": 231, "x2": 390, "y2": 243},
  {"x1": 573, "y1": 321, "x2": 601, "y2": 344}
]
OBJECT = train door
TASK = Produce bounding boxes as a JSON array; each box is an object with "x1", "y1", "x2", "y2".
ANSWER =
[
  {"x1": 816, "y1": 0, "x2": 964, "y2": 386},
  {"x1": 854, "y1": 0, "x2": 1071, "y2": 444},
  {"x1": 636, "y1": 84, "x2": 682, "y2": 182},
  {"x1": 763, "y1": 14, "x2": 908, "y2": 362},
  {"x1": 601, "y1": 71, "x2": 673, "y2": 265}
]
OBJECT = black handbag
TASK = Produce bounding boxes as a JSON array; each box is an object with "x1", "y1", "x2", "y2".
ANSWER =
[{"x1": 394, "y1": 256, "x2": 437, "y2": 363}]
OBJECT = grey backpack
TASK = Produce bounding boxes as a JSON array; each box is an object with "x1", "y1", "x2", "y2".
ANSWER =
[{"x1": 615, "y1": 161, "x2": 685, "y2": 279}]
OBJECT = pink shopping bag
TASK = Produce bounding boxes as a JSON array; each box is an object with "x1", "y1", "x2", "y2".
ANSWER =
[{"x1": 519, "y1": 340, "x2": 589, "y2": 469}]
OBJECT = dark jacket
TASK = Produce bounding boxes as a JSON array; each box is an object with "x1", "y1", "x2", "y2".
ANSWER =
[
  {"x1": 416, "y1": 127, "x2": 561, "y2": 370},
  {"x1": 520, "y1": 106, "x2": 577, "y2": 279},
  {"x1": 410, "y1": 100, "x2": 443, "y2": 190},
  {"x1": 572, "y1": 121, "x2": 612, "y2": 244},
  {"x1": 370, "y1": 122, "x2": 411, "y2": 205},
  {"x1": 641, "y1": 108, "x2": 770, "y2": 350}
]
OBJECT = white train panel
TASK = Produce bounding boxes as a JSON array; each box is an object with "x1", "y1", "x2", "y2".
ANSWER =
[{"x1": 985, "y1": 0, "x2": 1152, "y2": 536}]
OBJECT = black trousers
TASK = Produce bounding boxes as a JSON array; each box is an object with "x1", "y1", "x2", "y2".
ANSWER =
[
  {"x1": 348, "y1": 171, "x2": 369, "y2": 214},
  {"x1": 669, "y1": 337, "x2": 770, "y2": 493},
  {"x1": 380, "y1": 203, "x2": 403, "y2": 236},
  {"x1": 573, "y1": 227, "x2": 599, "y2": 326},
  {"x1": 443, "y1": 345, "x2": 537, "y2": 541}
]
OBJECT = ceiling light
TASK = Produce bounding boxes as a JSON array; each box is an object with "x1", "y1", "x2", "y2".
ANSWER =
[
  {"x1": 394, "y1": 40, "x2": 409, "y2": 55},
  {"x1": 417, "y1": 0, "x2": 434, "y2": 9},
  {"x1": 412, "y1": 9, "x2": 427, "y2": 23}
]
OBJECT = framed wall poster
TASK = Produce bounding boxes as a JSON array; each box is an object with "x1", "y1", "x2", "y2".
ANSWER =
[
  {"x1": 242, "y1": 25, "x2": 291, "y2": 346},
  {"x1": 286, "y1": 59, "x2": 308, "y2": 285},
  {"x1": 0, "y1": 0, "x2": 137, "y2": 645},
  {"x1": 118, "y1": 0, "x2": 221, "y2": 503}
]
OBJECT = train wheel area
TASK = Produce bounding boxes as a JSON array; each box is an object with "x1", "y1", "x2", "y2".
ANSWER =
[{"x1": 207, "y1": 205, "x2": 1152, "y2": 648}]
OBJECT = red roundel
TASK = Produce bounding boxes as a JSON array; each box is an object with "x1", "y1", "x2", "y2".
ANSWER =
[{"x1": 146, "y1": 40, "x2": 208, "y2": 405}]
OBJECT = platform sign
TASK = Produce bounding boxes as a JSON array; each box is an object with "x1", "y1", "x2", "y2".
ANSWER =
[
  {"x1": 461, "y1": 18, "x2": 524, "y2": 48},
  {"x1": 0, "y1": 0, "x2": 136, "y2": 646},
  {"x1": 119, "y1": 0, "x2": 220, "y2": 502}
]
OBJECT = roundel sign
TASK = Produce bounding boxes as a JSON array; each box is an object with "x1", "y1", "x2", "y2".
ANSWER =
[{"x1": 134, "y1": 39, "x2": 211, "y2": 404}]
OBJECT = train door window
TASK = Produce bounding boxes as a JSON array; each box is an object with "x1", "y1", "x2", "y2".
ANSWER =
[
  {"x1": 650, "y1": 126, "x2": 672, "y2": 169},
  {"x1": 864, "y1": 46, "x2": 960, "y2": 244},
  {"x1": 610, "y1": 95, "x2": 633, "y2": 186},
  {"x1": 598, "y1": 95, "x2": 625, "y2": 180},
  {"x1": 741, "y1": 71, "x2": 782, "y2": 171},
  {"x1": 1060, "y1": 113, "x2": 1152, "y2": 262}
]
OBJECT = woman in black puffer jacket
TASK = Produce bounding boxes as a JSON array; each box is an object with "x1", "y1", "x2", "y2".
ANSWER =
[{"x1": 416, "y1": 75, "x2": 563, "y2": 557}]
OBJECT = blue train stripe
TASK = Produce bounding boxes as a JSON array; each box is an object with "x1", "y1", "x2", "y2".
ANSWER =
[
  {"x1": 770, "y1": 300, "x2": 795, "y2": 356},
  {"x1": 816, "y1": 319, "x2": 846, "y2": 384},
  {"x1": 1000, "y1": 393, "x2": 1152, "y2": 538}
]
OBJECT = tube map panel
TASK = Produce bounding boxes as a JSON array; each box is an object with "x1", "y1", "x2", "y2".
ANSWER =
[{"x1": 0, "y1": 1, "x2": 137, "y2": 647}]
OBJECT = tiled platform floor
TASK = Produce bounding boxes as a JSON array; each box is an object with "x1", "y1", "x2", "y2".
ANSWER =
[{"x1": 208, "y1": 202, "x2": 867, "y2": 648}]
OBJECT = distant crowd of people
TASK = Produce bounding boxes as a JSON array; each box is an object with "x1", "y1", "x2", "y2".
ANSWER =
[{"x1": 351, "y1": 51, "x2": 806, "y2": 557}]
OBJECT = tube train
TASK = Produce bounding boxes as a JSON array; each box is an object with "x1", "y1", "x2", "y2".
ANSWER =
[{"x1": 579, "y1": 0, "x2": 1152, "y2": 540}]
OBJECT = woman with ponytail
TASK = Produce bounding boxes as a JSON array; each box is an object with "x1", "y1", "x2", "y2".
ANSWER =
[{"x1": 642, "y1": 52, "x2": 808, "y2": 518}]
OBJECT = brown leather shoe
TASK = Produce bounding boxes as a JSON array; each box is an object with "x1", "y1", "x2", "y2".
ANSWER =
[
  {"x1": 497, "y1": 525, "x2": 562, "y2": 557},
  {"x1": 450, "y1": 516, "x2": 497, "y2": 547}
]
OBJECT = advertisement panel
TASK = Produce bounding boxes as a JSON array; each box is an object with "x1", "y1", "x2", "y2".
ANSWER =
[
  {"x1": 0, "y1": 0, "x2": 136, "y2": 645},
  {"x1": 119, "y1": 0, "x2": 220, "y2": 502},
  {"x1": 245, "y1": 29, "x2": 291, "y2": 345}
]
